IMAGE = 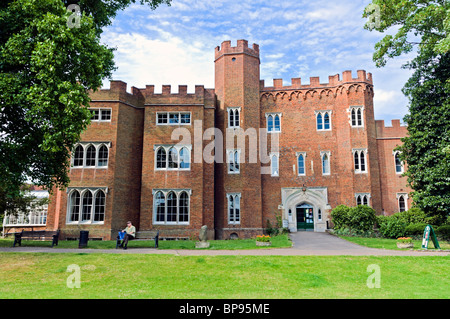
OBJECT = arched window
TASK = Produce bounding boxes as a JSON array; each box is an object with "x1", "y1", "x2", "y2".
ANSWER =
[
  {"x1": 267, "y1": 115, "x2": 274, "y2": 132},
  {"x1": 81, "y1": 191, "x2": 93, "y2": 221},
  {"x1": 168, "y1": 147, "x2": 178, "y2": 169},
  {"x1": 274, "y1": 114, "x2": 281, "y2": 131},
  {"x1": 167, "y1": 192, "x2": 177, "y2": 222},
  {"x1": 156, "y1": 147, "x2": 167, "y2": 169},
  {"x1": 228, "y1": 150, "x2": 240, "y2": 173},
  {"x1": 73, "y1": 145, "x2": 84, "y2": 167},
  {"x1": 317, "y1": 113, "x2": 323, "y2": 130},
  {"x1": 179, "y1": 147, "x2": 190, "y2": 169},
  {"x1": 94, "y1": 190, "x2": 105, "y2": 222},
  {"x1": 324, "y1": 112, "x2": 330, "y2": 130},
  {"x1": 357, "y1": 108, "x2": 362, "y2": 126},
  {"x1": 395, "y1": 152, "x2": 403, "y2": 173},
  {"x1": 360, "y1": 151, "x2": 366, "y2": 172},
  {"x1": 356, "y1": 195, "x2": 362, "y2": 206},
  {"x1": 351, "y1": 108, "x2": 357, "y2": 126},
  {"x1": 98, "y1": 145, "x2": 108, "y2": 167},
  {"x1": 354, "y1": 149, "x2": 367, "y2": 173},
  {"x1": 85, "y1": 145, "x2": 96, "y2": 167},
  {"x1": 298, "y1": 154, "x2": 305, "y2": 175},
  {"x1": 228, "y1": 193, "x2": 241, "y2": 224},
  {"x1": 69, "y1": 190, "x2": 80, "y2": 222},
  {"x1": 322, "y1": 153, "x2": 330, "y2": 175},
  {"x1": 155, "y1": 191, "x2": 165, "y2": 222},
  {"x1": 354, "y1": 151, "x2": 360, "y2": 171},
  {"x1": 233, "y1": 109, "x2": 239, "y2": 127},
  {"x1": 228, "y1": 108, "x2": 240, "y2": 128},
  {"x1": 179, "y1": 191, "x2": 189, "y2": 223},
  {"x1": 398, "y1": 195, "x2": 406, "y2": 212},
  {"x1": 363, "y1": 195, "x2": 368, "y2": 206},
  {"x1": 271, "y1": 154, "x2": 279, "y2": 176}
]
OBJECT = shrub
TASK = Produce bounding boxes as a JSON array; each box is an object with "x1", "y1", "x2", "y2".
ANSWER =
[
  {"x1": 330, "y1": 205, "x2": 351, "y2": 230},
  {"x1": 405, "y1": 223, "x2": 428, "y2": 237},
  {"x1": 394, "y1": 208, "x2": 430, "y2": 224},
  {"x1": 436, "y1": 225, "x2": 450, "y2": 240},
  {"x1": 379, "y1": 219, "x2": 407, "y2": 239},
  {"x1": 347, "y1": 205, "x2": 377, "y2": 234},
  {"x1": 331, "y1": 205, "x2": 376, "y2": 235}
]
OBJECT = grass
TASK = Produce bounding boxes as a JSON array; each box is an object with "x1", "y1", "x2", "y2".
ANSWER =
[
  {"x1": 338, "y1": 236, "x2": 450, "y2": 250},
  {"x1": 0, "y1": 253, "x2": 448, "y2": 299},
  {"x1": 0, "y1": 234, "x2": 292, "y2": 250}
]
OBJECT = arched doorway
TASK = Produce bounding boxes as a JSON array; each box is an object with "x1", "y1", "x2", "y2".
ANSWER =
[
  {"x1": 296, "y1": 203, "x2": 314, "y2": 231},
  {"x1": 281, "y1": 187, "x2": 330, "y2": 232}
]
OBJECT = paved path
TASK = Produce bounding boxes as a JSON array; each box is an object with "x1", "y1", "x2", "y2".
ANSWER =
[{"x1": 0, "y1": 232, "x2": 448, "y2": 256}]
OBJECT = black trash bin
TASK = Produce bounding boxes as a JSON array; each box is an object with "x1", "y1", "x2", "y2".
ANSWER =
[{"x1": 79, "y1": 230, "x2": 89, "y2": 248}]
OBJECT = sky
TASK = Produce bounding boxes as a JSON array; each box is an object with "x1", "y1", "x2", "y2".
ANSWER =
[{"x1": 100, "y1": 0, "x2": 415, "y2": 124}]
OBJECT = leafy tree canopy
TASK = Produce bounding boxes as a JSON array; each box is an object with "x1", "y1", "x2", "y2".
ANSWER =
[{"x1": 0, "y1": 0, "x2": 170, "y2": 199}]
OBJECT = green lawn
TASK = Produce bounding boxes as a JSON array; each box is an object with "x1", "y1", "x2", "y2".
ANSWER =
[
  {"x1": 338, "y1": 236, "x2": 450, "y2": 250},
  {"x1": 0, "y1": 234, "x2": 292, "y2": 250},
  {"x1": 0, "y1": 253, "x2": 448, "y2": 299}
]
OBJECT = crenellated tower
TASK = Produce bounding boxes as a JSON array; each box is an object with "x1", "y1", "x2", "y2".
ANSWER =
[{"x1": 214, "y1": 40, "x2": 263, "y2": 239}]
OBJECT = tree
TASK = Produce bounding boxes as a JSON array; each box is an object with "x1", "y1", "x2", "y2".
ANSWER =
[
  {"x1": 363, "y1": 0, "x2": 450, "y2": 222},
  {"x1": 0, "y1": 0, "x2": 170, "y2": 199},
  {"x1": 363, "y1": 0, "x2": 449, "y2": 67}
]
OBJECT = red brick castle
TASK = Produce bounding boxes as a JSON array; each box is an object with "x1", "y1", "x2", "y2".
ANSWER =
[{"x1": 43, "y1": 40, "x2": 411, "y2": 240}]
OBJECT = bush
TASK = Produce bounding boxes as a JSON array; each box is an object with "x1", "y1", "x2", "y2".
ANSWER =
[
  {"x1": 330, "y1": 205, "x2": 350, "y2": 230},
  {"x1": 405, "y1": 223, "x2": 428, "y2": 237},
  {"x1": 347, "y1": 205, "x2": 377, "y2": 234},
  {"x1": 436, "y1": 225, "x2": 450, "y2": 240},
  {"x1": 379, "y1": 219, "x2": 407, "y2": 239},
  {"x1": 331, "y1": 205, "x2": 376, "y2": 235},
  {"x1": 392, "y1": 208, "x2": 429, "y2": 224}
]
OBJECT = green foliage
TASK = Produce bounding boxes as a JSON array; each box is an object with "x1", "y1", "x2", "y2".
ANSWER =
[
  {"x1": 398, "y1": 51, "x2": 450, "y2": 223},
  {"x1": 436, "y1": 225, "x2": 450, "y2": 240},
  {"x1": 405, "y1": 223, "x2": 428, "y2": 237},
  {"x1": 379, "y1": 219, "x2": 407, "y2": 239},
  {"x1": 331, "y1": 205, "x2": 376, "y2": 235},
  {"x1": 0, "y1": 0, "x2": 169, "y2": 197},
  {"x1": 363, "y1": 0, "x2": 450, "y2": 67},
  {"x1": 330, "y1": 205, "x2": 351, "y2": 230},
  {"x1": 364, "y1": 0, "x2": 450, "y2": 222}
]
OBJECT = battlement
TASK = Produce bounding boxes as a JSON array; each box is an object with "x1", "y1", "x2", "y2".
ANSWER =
[
  {"x1": 376, "y1": 119, "x2": 408, "y2": 139},
  {"x1": 215, "y1": 39, "x2": 260, "y2": 60},
  {"x1": 141, "y1": 84, "x2": 215, "y2": 107},
  {"x1": 260, "y1": 70, "x2": 373, "y2": 91}
]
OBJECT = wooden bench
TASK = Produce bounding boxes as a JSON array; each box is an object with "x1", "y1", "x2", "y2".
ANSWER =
[
  {"x1": 115, "y1": 230, "x2": 159, "y2": 249},
  {"x1": 13, "y1": 230, "x2": 60, "y2": 248}
]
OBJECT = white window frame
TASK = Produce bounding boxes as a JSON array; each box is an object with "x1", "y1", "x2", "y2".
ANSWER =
[
  {"x1": 320, "y1": 151, "x2": 331, "y2": 176},
  {"x1": 156, "y1": 112, "x2": 191, "y2": 125},
  {"x1": 154, "y1": 145, "x2": 192, "y2": 171},
  {"x1": 396, "y1": 193, "x2": 408, "y2": 212},
  {"x1": 355, "y1": 193, "x2": 371, "y2": 207},
  {"x1": 296, "y1": 152, "x2": 307, "y2": 176},
  {"x1": 265, "y1": 112, "x2": 282, "y2": 133},
  {"x1": 227, "y1": 107, "x2": 241, "y2": 128},
  {"x1": 227, "y1": 193, "x2": 241, "y2": 225},
  {"x1": 226, "y1": 149, "x2": 241, "y2": 174},
  {"x1": 66, "y1": 187, "x2": 108, "y2": 225},
  {"x1": 393, "y1": 151, "x2": 404, "y2": 174},
  {"x1": 315, "y1": 110, "x2": 332, "y2": 131},
  {"x1": 350, "y1": 106, "x2": 364, "y2": 127},
  {"x1": 270, "y1": 152, "x2": 279, "y2": 176},
  {"x1": 89, "y1": 108, "x2": 112, "y2": 122},
  {"x1": 152, "y1": 189, "x2": 191, "y2": 225},
  {"x1": 352, "y1": 148, "x2": 368, "y2": 173},
  {"x1": 71, "y1": 142, "x2": 111, "y2": 169}
]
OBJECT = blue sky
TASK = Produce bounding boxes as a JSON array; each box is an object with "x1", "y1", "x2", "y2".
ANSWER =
[{"x1": 100, "y1": 0, "x2": 415, "y2": 124}]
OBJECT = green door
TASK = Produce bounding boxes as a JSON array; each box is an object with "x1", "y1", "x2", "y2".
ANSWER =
[{"x1": 296, "y1": 204, "x2": 314, "y2": 230}]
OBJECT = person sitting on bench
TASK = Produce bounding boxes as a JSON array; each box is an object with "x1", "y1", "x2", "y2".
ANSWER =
[{"x1": 119, "y1": 221, "x2": 136, "y2": 250}]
